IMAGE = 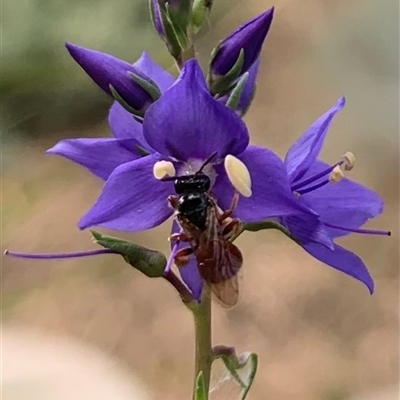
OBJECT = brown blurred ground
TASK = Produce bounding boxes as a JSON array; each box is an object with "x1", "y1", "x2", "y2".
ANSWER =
[{"x1": 2, "y1": 0, "x2": 399, "y2": 399}]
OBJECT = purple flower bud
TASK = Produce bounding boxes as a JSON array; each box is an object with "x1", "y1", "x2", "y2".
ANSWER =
[
  {"x1": 66, "y1": 43, "x2": 161, "y2": 115},
  {"x1": 210, "y1": 8, "x2": 274, "y2": 77}
]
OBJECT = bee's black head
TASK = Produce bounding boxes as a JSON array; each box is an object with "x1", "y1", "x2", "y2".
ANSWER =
[{"x1": 174, "y1": 174, "x2": 210, "y2": 194}]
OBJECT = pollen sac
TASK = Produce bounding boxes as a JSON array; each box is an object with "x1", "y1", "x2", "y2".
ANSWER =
[
  {"x1": 342, "y1": 151, "x2": 355, "y2": 171},
  {"x1": 153, "y1": 160, "x2": 176, "y2": 179},
  {"x1": 329, "y1": 165, "x2": 345, "y2": 183},
  {"x1": 224, "y1": 154, "x2": 252, "y2": 197}
]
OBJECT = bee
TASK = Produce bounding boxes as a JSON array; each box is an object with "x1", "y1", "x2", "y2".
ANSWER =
[{"x1": 164, "y1": 153, "x2": 243, "y2": 308}]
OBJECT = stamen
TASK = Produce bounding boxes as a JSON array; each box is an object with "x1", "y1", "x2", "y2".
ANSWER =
[
  {"x1": 329, "y1": 165, "x2": 344, "y2": 183},
  {"x1": 291, "y1": 161, "x2": 343, "y2": 191},
  {"x1": 296, "y1": 179, "x2": 330, "y2": 195},
  {"x1": 224, "y1": 154, "x2": 252, "y2": 197},
  {"x1": 342, "y1": 151, "x2": 355, "y2": 171},
  {"x1": 324, "y1": 222, "x2": 391, "y2": 236},
  {"x1": 153, "y1": 160, "x2": 176, "y2": 180},
  {"x1": 4, "y1": 249, "x2": 116, "y2": 260}
]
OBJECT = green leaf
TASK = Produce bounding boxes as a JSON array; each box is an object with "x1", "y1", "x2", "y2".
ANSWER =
[
  {"x1": 213, "y1": 346, "x2": 258, "y2": 400},
  {"x1": 194, "y1": 371, "x2": 207, "y2": 400},
  {"x1": 91, "y1": 230, "x2": 167, "y2": 278}
]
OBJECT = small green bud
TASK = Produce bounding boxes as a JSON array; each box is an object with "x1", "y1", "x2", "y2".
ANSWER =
[{"x1": 91, "y1": 230, "x2": 167, "y2": 278}]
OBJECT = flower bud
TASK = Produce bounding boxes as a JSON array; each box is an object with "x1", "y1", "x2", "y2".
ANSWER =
[
  {"x1": 191, "y1": 0, "x2": 213, "y2": 34},
  {"x1": 209, "y1": 8, "x2": 273, "y2": 94},
  {"x1": 66, "y1": 43, "x2": 161, "y2": 117},
  {"x1": 91, "y1": 230, "x2": 167, "y2": 278},
  {"x1": 150, "y1": 0, "x2": 192, "y2": 61}
]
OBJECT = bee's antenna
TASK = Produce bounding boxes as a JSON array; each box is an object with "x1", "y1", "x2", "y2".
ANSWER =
[{"x1": 197, "y1": 151, "x2": 218, "y2": 174}]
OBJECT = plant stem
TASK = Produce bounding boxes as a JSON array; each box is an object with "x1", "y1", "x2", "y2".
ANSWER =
[{"x1": 192, "y1": 284, "x2": 212, "y2": 399}]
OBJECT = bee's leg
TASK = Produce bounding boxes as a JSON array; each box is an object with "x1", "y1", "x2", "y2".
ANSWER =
[
  {"x1": 218, "y1": 192, "x2": 239, "y2": 222},
  {"x1": 168, "y1": 195, "x2": 179, "y2": 209},
  {"x1": 174, "y1": 247, "x2": 194, "y2": 266},
  {"x1": 169, "y1": 232, "x2": 190, "y2": 242},
  {"x1": 222, "y1": 219, "x2": 241, "y2": 239}
]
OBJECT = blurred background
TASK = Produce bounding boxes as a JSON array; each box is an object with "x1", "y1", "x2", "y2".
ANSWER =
[{"x1": 2, "y1": 0, "x2": 399, "y2": 399}]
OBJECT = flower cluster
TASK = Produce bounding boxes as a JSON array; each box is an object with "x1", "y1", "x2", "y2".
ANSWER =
[{"x1": 8, "y1": 4, "x2": 389, "y2": 305}]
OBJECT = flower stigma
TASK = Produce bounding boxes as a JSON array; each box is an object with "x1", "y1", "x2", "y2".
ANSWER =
[
  {"x1": 224, "y1": 154, "x2": 252, "y2": 197},
  {"x1": 153, "y1": 160, "x2": 176, "y2": 180}
]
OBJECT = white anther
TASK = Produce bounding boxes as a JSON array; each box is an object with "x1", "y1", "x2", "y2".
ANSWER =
[
  {"x1": 224, "y1": 154, "x2": 252, "y2": 197},
  {"x1": 342, "y1": 151, "x2": 355, "y2": 171},
  {"x1": 329, "y1": 165, "x2": 344, "y2": 183},
  {"x1": 153, "y1": 160, "x2": 176, "y2": 180}
]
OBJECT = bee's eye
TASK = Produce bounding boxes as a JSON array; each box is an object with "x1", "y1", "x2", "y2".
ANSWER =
[{"x1": 174, "y1": 180, "x2": 186, "y2": 194}]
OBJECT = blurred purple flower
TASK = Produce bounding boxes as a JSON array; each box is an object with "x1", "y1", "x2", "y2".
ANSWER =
[
  {"x1": 280, "y1": 97, "x2": 389, "y2": 293},
  {"x1": 66, "y1": 43, "x2": 163, "y2": 116},
  {"x1": 210, "y1": 8, "x2": 273, "y2": 78}
]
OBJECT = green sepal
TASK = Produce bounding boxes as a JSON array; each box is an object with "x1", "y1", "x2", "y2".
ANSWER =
[
  {"x1": 127, "y1": 71, "x2": 161, "y2": 102},
  {"x1": 213, "y1": 346, "x2": 258, "y2": 400},
  {"x1": 225, "y1": 72, "x2": 249, "y2": 112},
  {"x1": 159, "y1": 4, "x2": 185, "y2": 59},
  {"x1": 208, "y1": 48, "x2": 244, "y2": 96},
  {"x1": 238, "y1": 83, "x2": 257, "y2": 117},
  {"x1": 91, "y1": 230, "x2": 167, "y2": 278},
  {"x1": 194, "y1": 371, "x2": 207, "y2": 400},
  {"x1": 191, "y1": 0, "x2": 213, "y2": 34},
  {"x1": 109, "y1": 84, "x2": 143, "y2": 117}
]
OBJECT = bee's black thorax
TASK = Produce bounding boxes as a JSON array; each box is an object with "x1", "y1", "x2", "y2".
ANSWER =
[{"x1": 174, "y1": 174, "x2": 211, "y2": 231}]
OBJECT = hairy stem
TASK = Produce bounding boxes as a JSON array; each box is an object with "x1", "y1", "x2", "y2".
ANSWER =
[{"x1": 192, "y1": 284, "x2": 212, "y2": 399}]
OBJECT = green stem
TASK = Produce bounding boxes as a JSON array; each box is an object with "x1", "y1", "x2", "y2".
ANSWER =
[{"x1": 192, "y1": 284, "x2": 212, "y2": 399}]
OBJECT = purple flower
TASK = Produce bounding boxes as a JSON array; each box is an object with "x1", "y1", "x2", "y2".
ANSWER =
[
  {"x1": 66, "y1": 43, "x2": 163, "y2": 116},
  {"x1": 49, "y1": 58, "x2": 318, "y2": 300},
  {"x1": 280, "y1": 97, "x2": 390, "y2": 293},
  {"x1": 210, "y1": 8, "x2": 273, "y2": 78}
]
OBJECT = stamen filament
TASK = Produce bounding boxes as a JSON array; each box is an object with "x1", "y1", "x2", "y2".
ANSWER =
[
  {"x1": 4, "y1": 249, "x2": 116, "y2": 260},
  {"x1": 297, "y1": 179, "x2": 330, "y2": 195},
  {"x1": 291, "y1": 161, "x2": 343, "y2": 191},
  {"x1": 324, "y1": 222, "x2": 391, "y2": 236}
]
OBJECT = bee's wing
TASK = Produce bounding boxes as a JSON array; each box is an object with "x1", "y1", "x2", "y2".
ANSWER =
[{"x1": 209, "y1": 240, "x2": 242, "y2": 308}]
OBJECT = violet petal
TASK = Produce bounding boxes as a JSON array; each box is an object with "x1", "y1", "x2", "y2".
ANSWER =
[
  {"x1": 108, "y1": 102, "x2": 153, "y2": 151},
  {"x1": 143, "y1": 59, "x2": 249, "y2": 160},
  {"x1": 133, "y1": 51, "x2": 175, "y2": 93},
  {"x1": 212, "y1": 145, "x2": 318, "y2": 222},
  {"x1": 285, "y1": 97, "x2": 345, "y2": 183},
  {"x1": 301, "y1": 161, "x2": 384, "y2": 237},
  {"x1": 171, "y1": 220, "x2": 203, "y2": 301},
  {"x1": 79, "y1": 154, "x2": 174, "y2": 231},
  {"x1": 302, "y1": 242, "x2": 374, "y2": 294},
  {"x1": 46, "y1": 138, "x2": 142, "y2": 180}
]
